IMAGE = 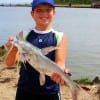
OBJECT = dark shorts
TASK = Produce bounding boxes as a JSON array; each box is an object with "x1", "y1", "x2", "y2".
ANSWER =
[{"x1": 15, "y1": 88, "x2": 61, "y2": 100}]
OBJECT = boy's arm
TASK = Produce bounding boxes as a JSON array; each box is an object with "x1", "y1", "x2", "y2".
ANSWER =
[
  {"x1": 5, "y1": 45, "x2": 18, "y2": 67},
  {"x1": 51, "y1": 33, "x2": 70, "y2": 85},
  {"x1": 4, "y1": 37, "x2": 19, "y2": 67},
  {"x1": 55, "y1": 33, "x2": 68, "y2": 71},
  {"x1": 5, "y1": 32, "x2": 23, "y2": 67}
]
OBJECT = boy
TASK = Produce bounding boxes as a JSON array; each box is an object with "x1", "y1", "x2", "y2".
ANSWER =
[{"x1": 5, "y1": 0, "x2": 69, "y2": 100}]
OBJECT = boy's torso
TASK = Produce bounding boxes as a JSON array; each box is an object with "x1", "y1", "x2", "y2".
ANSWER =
[{"x1": 18, "y1": 29, "x2": 63, "y2": 95}]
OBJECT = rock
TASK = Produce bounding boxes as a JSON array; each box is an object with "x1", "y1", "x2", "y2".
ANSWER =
[{"x1": 93, "y1": 76, "x2": 100, "y2": 84}]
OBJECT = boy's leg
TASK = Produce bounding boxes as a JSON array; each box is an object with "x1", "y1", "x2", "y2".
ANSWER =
[
  {"x1": 15, "y1": 88, "x2": 61, "y2": 100},
  {"x1": 15, "y1": 88, "x2": 32, "y2": 100},
  {"x1": 36, "y1": 94, "x2": 60, "y2": 100}
]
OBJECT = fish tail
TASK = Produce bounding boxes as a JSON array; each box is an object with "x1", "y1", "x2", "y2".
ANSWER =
[
  {"x1": 73, "y1": 85, "x2": 93, "y2": 100},
  {"x1": 79, "y1": 86, "x2": 93, "y2": 99},
  {"x1": 71, "y1": 89, "x2": 78, "y2": 100}
]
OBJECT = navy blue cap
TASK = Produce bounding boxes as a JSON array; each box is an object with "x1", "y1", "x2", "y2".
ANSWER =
[{"x1": 31, "y1": 0, "x2": 55, "y2": 8}]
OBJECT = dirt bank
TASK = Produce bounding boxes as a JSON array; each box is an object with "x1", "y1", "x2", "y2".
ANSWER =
[{"x1": 0, "y1": 61, "x2": 100, "y2": 100}]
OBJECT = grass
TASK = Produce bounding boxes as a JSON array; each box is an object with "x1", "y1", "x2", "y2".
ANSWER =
[
  {"x1": 75, "y1": 76, "x2": 93, "y2": 84},
  {"x1": 0, "y1": 48, "x2": 7, "y2": 57}
]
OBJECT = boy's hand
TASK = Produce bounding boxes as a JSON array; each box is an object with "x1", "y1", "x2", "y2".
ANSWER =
[
  {"x1": 50, "y1": 72, "x2": 65, "y2": 85},
  {"x1": 5, "y1": 36, "x2": 15, "y2": 50},
  {"x1": 50, "y1": 68, "x2": 71, "y2": 85}
]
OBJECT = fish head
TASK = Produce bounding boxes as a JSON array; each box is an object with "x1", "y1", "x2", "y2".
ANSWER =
[
  {"x1": 14, "y1": 37, "x2": 41, "y2": 64},
  {"x1": 14, "y1": 39, "x2": 32, "y2": 54}
]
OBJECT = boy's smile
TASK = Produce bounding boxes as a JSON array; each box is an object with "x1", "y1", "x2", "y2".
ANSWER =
[{"x1": 31, "y1": 3, "x2": 55, "y2": 30}]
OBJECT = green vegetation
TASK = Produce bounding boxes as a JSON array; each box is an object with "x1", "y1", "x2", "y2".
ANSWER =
[
  {"x1": 0, "y1": 0, "x2": 100, "y2": 7},
  {"x1": 75, "y1": 76, "x2": 93, "y2": 84},
  {"x1": 55, "y1": 0, "x2": 100, "y2": 5},
  {"x1": 0, "y1": 48, "x2": 7, "y2": 57}
]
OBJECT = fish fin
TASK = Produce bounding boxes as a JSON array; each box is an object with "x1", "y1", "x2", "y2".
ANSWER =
[
  {"x1": 41, "y1": 46, "x2": 59, "y2": 55},
  {"x1": 39, "y1": 73, "x2": 46, "y2": 86}
]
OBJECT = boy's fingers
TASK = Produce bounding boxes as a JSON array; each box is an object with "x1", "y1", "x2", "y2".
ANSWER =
[
  {"x1": 8, "y1": 36, "x2": 15, "y2": 42},
  {"x1": 51, "y1": 72, "x2": 65, "y2": 85}
]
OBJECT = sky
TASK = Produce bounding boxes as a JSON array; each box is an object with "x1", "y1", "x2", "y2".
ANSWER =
[{"x1": 0, "y1": 0, "x2": 32, "y2": 4}]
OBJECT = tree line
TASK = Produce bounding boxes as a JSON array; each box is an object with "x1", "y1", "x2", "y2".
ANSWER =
[{"x1": 55, "y1": 0, "x2": 100, "y2": 5}]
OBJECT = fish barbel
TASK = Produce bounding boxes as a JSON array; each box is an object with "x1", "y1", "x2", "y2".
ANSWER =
[{"x1": 13, "y1": 35, "x2": 93, "y2": 100}]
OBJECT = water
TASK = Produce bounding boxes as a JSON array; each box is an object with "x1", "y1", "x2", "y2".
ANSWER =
[{"x1": 0, "y1": 6, "x2": 100, "y2": 79}]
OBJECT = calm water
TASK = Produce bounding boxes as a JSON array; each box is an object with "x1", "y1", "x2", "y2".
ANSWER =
[{"x1": 0, "y1": 6, "x2": 100, "y2": 79}]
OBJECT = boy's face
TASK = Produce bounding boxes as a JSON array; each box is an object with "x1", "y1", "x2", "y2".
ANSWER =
[{"x1": 31, "y1": 3, "x2": 55, "y2": 27}]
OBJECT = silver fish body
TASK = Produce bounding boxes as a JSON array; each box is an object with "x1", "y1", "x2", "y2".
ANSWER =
[{"x1": 14, "y1": 36, "x2": 92, "y2": 100}]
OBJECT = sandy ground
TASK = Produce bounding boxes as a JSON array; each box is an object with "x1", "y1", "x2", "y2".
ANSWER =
[{"x1": 0, "y1": 59, "x2": 100, "y2": 100}]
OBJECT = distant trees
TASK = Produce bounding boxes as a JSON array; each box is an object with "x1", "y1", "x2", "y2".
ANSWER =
[{"x1": 55, "y1": 0, "x2": 100, "y2": 5}]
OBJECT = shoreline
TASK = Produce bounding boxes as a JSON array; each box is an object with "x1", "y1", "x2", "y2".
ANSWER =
[
  {"x1": 0, "y1": 4, "x2": 94, "y2": 8},
  {"x1": 56, "y1": 4, "x2": 91, "y2": 8},
  {"x1": 0, "y1": 4, "x2": 99, "y2": 9},
  {"x1": 0, "y1": 61, "x2": 100, "y2": 100},
  {"x1": 0, "y1": 58, "x2": 100, "y2": 81}
]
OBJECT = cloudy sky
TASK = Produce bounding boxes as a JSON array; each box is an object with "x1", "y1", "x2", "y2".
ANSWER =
[{"x1": 0, "y1": 0, "x2": 32, "y2": 3}]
